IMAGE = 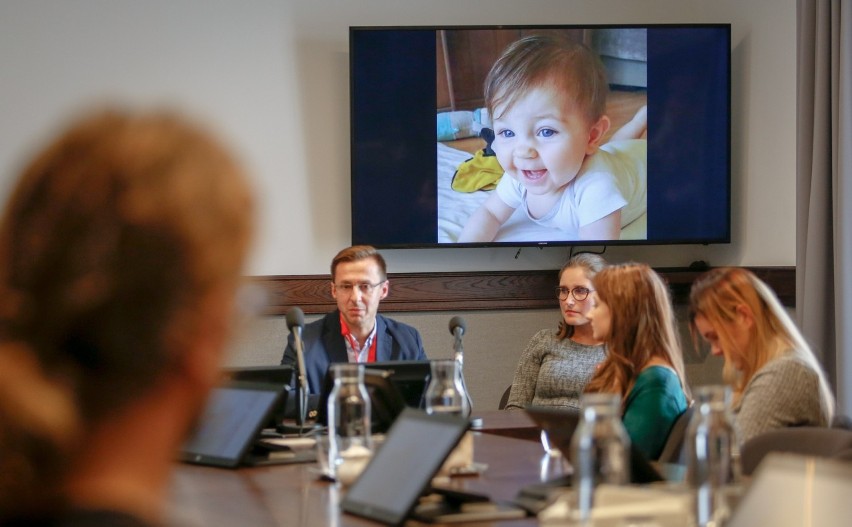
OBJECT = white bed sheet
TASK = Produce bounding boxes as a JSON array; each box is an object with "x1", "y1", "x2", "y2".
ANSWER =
[{"x1": 436, "y1": 143, "x2": 647, "y2": 244}]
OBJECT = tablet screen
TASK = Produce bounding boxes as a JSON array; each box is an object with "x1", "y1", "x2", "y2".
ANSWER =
[
  {"x1": 341, "y1": 408, "x2": 469, "y2": 525},
  {"x1": 180, "y1": 381, "x2": 282, "y2": 468}
]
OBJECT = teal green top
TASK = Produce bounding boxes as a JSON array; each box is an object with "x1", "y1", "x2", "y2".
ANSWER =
[{"x1": 623, "y1": 365, "x2": 688, "y2": 461}]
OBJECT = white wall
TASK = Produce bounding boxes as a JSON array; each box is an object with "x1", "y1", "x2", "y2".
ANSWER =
[
  {"x1": 0, "y1": 0, "x2": 796, "y2": 277},
  {"x1": 0, "y1": 0, "x2": 795, "y2": 410}
]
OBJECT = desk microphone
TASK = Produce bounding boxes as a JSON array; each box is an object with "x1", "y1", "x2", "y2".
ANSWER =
[
  {"x1": 286, "y1": 307, "x2": 310, "y2": 426},
  {"x1": 448, "y1": 316, "x2": 473, "y2": 416},
  {"x1": 449, "y1": 316, "x2": 467, "y2": 360}
]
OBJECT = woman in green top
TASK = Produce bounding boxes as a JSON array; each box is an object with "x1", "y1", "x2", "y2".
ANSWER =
[{"x1": 584, "y1": 263, "x2": 691, "y2": 460}]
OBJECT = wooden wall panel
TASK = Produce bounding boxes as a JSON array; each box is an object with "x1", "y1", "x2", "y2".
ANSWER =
[{"x1": 253, "y1": 267, "x2": 795, "y2": 316}]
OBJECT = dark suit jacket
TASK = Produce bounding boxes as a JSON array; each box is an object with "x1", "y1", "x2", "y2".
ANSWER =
[{"x1": 280, "y1": 310, "x2": 427, "y2": 394}]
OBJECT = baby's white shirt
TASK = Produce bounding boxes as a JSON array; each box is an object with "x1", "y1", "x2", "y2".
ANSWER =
[{"x1": 494, "y1": 138, "x2": 647, "y2": 237}]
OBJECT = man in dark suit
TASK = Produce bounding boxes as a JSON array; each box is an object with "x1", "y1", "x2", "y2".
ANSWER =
[{"x1": 281, "y1": 245, "x2": 427, "y2": 393}]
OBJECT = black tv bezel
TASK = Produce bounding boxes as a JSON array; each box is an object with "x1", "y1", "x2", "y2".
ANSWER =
[{"x1": 349, "y1": 23, "x2": 732, "y2": 249}]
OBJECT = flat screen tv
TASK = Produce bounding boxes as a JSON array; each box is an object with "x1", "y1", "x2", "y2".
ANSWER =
[{"x1": 350, "y1": 24, "x2": 731, "y2": 248}]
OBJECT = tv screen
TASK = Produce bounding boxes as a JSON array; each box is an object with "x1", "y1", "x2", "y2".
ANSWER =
[{"x1": 350, "y1": 24, "x2": 731, "y2": 248}]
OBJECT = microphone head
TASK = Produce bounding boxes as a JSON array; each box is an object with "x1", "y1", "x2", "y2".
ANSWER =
[
  {"x1": 285, "y1": 307, "x2": 305, "y2": 331},
  {"x1": 448, "y1": 316, "x2": 467, "y2": 336}
]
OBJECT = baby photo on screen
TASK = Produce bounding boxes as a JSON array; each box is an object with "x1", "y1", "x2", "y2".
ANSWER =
[{"x1": 436, "y1": 28, "x2": 648, "y2": 244}]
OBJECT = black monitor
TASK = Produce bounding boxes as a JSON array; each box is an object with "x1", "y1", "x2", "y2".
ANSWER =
[
  {"x1": 222, "y1": 364, "x2": 294, "y2": 385},
  {"x1": 221, "y1": 365, "x2": 293, "y2": 428},
  {"x1": 358, "y1": 360, "x2": 432, "y2": 408},
  {"x1": 315, "y1": 361, "x2": 432, "y2": 433}
]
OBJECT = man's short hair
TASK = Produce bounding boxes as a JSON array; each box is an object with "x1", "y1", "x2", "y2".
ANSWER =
[{"x1": 330, "y1": 245, "x2": 387, "y2": 281}]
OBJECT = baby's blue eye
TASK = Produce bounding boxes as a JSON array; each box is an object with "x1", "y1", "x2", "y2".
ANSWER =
[
  {"x1": 538, "y1": 128, "x2": 557, "y2": 138},
  {"x1": 497, "y1": 129, "x2": 515, "y2": 138}
]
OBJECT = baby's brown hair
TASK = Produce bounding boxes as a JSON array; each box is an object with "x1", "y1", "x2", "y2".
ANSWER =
[{"x1": 485, "y1": 35, "x2": 609, "y2": 126}]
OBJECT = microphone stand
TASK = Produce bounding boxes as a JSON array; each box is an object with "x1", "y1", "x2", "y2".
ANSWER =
[
  {"x1": 286, "y1": 307, "x2": 311, "y2": 434},
  {"x1": 449, "y1": 317, "x2": 473, "y2": 417},
  {"x1": 293, "y1": 325, "x2": 309, "y2": 428}
]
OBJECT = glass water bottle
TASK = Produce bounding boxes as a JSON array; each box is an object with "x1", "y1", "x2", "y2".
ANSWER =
[
  {"x1": 571, "y1": 392, "x2": 631, "y2": 525},
  {"x1": 424, "y1": 358, "x2": 471, "y2": 417},
  {"x1": 327, "y1": 363, "x2": 373, "y2": 483},
  {"x1": 685, "y1": 385, "x2": 740, "y2": 527}
]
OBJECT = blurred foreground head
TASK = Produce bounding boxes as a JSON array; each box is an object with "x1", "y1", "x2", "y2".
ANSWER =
[{"x1": 0, "y1": 109, "x2": 255, "y2": 519}]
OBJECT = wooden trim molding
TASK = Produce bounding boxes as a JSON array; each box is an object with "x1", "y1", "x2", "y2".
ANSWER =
[{"x1": 252, "y1": 266, "x2": 795, "y2": 316}]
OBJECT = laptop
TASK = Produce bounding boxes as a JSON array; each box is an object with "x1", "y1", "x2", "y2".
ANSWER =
[
  {"x1": 179, "y1": 380, "x2": 314, "y2": 468},
  {"x1": 524, "y1": 405, "x2": 583, "y2": 451},
  {"x1": 517, "y1": 405, "x2": 664, "y2": 509},
  {"x1": 340, "y1": 408, "x2": 471, "y2": 525}
]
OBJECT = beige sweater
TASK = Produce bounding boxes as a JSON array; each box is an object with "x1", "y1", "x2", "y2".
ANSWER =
[
  {"x1": 734, "y1": 353, "x2": 831, "y2": 444},
  {"x1": 505, "y1": 329, "x2": 605, "y2": 411}
]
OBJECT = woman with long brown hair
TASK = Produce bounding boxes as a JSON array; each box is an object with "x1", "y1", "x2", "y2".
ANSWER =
[
  {"x1": 688, "y1": 267, "x2": 834, "y2": 444},
  {"x1": 504, "y1": 252, "x2": 607, "y2": 410},
  {"x1": 585, "y1": 262, "x2": 690, "y2": 460}
]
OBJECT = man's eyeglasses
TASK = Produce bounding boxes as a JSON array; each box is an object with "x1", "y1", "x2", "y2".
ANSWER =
[
  {"x1": 334, "y1": 281, "x2": 386, "y2": 296},
  {"x1": 555, "y1": 286, "x2": 593, "y2": 301}
]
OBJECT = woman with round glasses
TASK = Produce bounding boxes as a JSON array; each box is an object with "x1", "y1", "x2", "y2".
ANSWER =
[{"x1": 504, "y1": 253, "x2": 607, "y2": 410}]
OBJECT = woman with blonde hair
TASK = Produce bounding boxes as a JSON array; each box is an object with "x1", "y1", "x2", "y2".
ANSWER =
[
  {"x1": 0, "y1": 109, "x2": 255, "y2": 524},
  {"x1": 505, "y1": 252, "x2": 607, "y2": 410},
  {"x1": 688, "y1": 267, "x2": 834, "y2": 444},
  {"x1": 585, "y1": 262, "x2": 690, "y2": 461}
]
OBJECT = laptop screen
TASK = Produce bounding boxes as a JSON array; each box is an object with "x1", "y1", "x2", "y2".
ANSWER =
[
  {"x1": 179, "y1": 381, "x2": 283, "y2": 468},
  {"x1": 524, "y1": 405, "x2": 663, "y2": 484}
]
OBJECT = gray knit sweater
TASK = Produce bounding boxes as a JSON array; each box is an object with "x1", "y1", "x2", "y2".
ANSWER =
[
  {"x1": 734, "y1": 353, "x2": 831, "y2": 444},
  {"x1": 505, "y1": 329, "x2": 606, "y2": 411}
]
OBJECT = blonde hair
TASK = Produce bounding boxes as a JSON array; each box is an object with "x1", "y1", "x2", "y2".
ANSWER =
[
  {"x1": 688, "y1": 267, "x2": 835, "y2": 417},
  {"x1": 555, "y1": 252, "x2": 607, "y2": 340},
  {"x1": 585, "y1": 263, "x2": 690, "y2": 402},
  {"x1": 0, "y1": 109, "x2": 254, "y2": 518},
  {"x1": 485, "y1": 35, "x2": 609, "y2": 126}
]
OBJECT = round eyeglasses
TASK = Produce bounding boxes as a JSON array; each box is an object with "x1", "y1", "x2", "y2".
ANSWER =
[{"x1": 555, "y1": 286, "x2": 592, "y2": 302}]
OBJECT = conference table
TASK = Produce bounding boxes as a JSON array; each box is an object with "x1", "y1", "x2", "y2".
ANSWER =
[{"x1": 167, "y1": 410, "x2": 547, "y2": 526}]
